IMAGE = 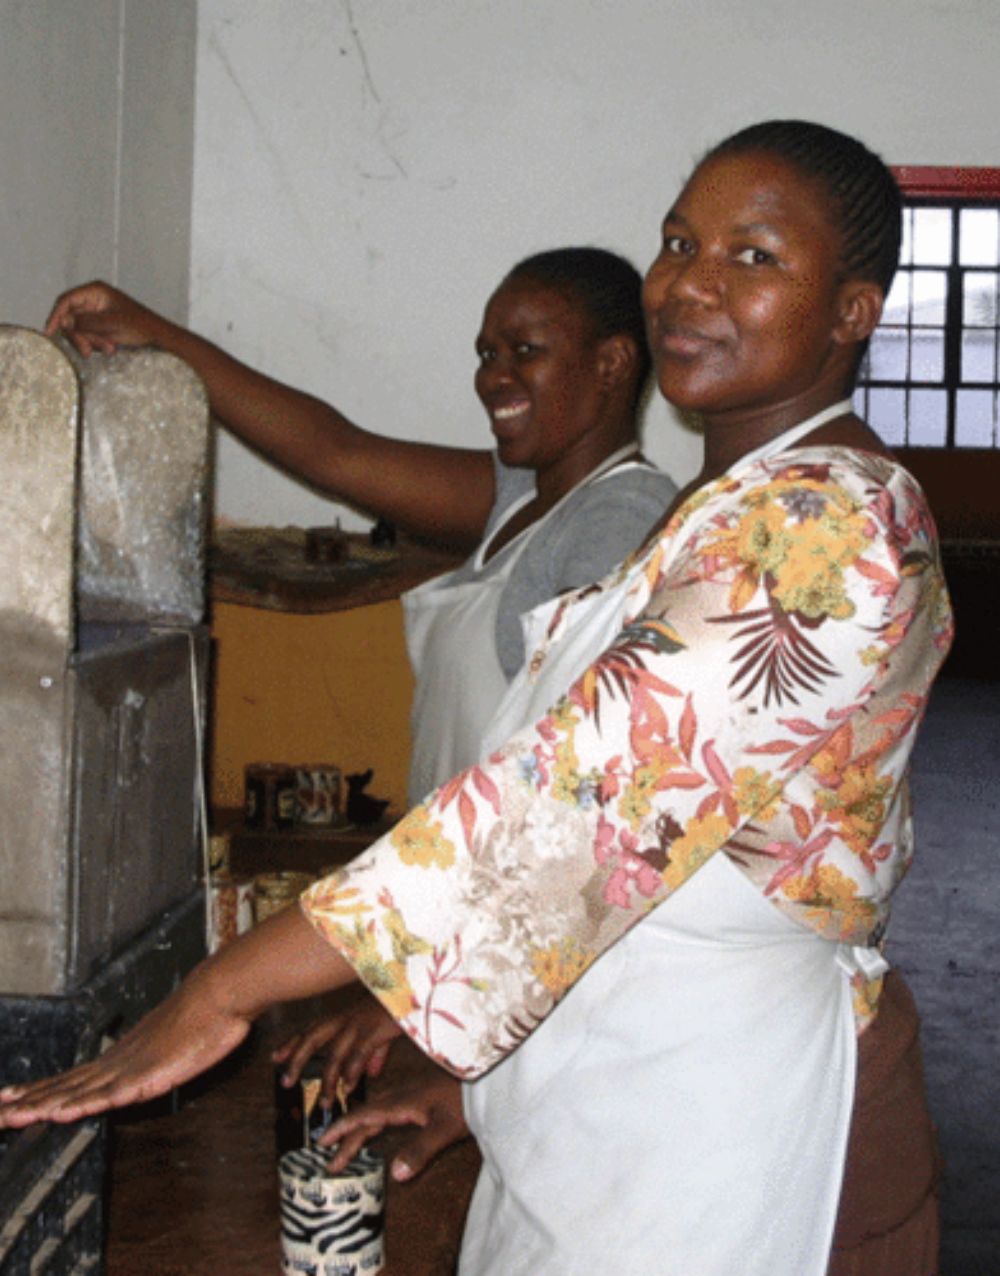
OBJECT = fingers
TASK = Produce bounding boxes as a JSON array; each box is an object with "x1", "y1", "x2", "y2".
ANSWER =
[
  {"x1": 316, "y1": 1072, "x2": 470, "y2": 1181},
  {"x1": 273, "y1": 1002, "x2": 403, "y2": 1108},
  {"x1": 43, "y1": 281, "x2": 153, "y2": 357},
  {"x1": 45, "y1": 282, "x2": 115, "y2": 348},
  {"x1": 390, "y1": 1115, "x2": 469, "y2": 1182},
  {"x1": 364, "y1": 1043, "x2": 390, "y2": 1079},
  {"x1": 0, "y1": 983, "x2": 252, "y2": 1130},
  {"x1": 320, "y1": 1100, "x2": 426, "y2": 1173},
  {"x1": 325, "y1": 1124, "x2": 370, "y2": 1171},
  {"x1": 0, "y1": 1050, "x2": 160, "y2": 1126},
  {"x1": 0, "y1": 1070, "x2": 95, "y2": 1127},
  {"x1": 272, "y1": 1019, "x2": 339, "y2": 1085}
]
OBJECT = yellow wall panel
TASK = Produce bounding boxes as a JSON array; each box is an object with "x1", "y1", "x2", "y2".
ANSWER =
[{"x1": 209, "y1": 599, "x2": 413, "y2": 818}]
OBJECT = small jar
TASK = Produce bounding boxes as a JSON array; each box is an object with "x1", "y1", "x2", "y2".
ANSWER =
[
  {"x1": 207, "y1": 832, "x2": 231, "y2": 876},
  {"x1": 244, "y1": 763, "x2": 297, "y2": 830},
  {"x1": 208, "y1": 875, "x2": 254, "y2": 953},
  {"x1": 252, "y1": 870, "x2": 315, "y2": 925}
]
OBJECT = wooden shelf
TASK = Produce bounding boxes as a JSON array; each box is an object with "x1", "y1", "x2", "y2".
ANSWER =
[
  {"x1": 209, "y1": 527, "x2": 462, "y2": 614},
  {"x1": 216, "y1": 811, "x2": 396, "y2": 877}
]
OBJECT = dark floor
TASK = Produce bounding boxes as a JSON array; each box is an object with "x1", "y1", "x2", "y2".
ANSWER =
[
  {"x1": 105, "y1": 993, "x2": 480, "y2": 1275},
  {"x1": 889, "y1": 673, "x2": 1000, "y2": 1274},
  {"x1": 104, "y1": 674, "x2": 1000, "y2": 1275}
]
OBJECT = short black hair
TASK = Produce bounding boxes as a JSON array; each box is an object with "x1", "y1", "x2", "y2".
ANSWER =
[
  {"x1": 704, "y1": 120, "x2": 902, "y2": 295},
  {"x1": 505, "y1": 247, "x2": 652, "y2": 396}
]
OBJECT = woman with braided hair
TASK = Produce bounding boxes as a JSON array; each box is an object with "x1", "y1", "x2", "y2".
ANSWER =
[
  {"x1": 1, "y1": 121, "x2": 949, "y2": 1275},
  {"x1": 44, "y1": 246, "x2": 676, "y2": 812}
]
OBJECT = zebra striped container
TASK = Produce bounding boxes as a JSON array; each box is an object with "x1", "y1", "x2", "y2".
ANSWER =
[{"x1": 279, "y1": 1145, "x2": 385, "y2": 1275}]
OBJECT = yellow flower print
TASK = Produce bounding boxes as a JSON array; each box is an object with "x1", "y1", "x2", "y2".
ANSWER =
[
  {"x1": 548, "y1": 705, "x2": 583, "y2": 804},
  {"x1": 390, "y1": 805, "x2": 456, "y2": 869},
  {"x1": 662, "y1": 811, "x2": 732, "y2": 890},
  {"x1": 816, "y1": 761, "x2": 893, "y2": 858},
  {"x1": 305, "y1": 875, "x2": 371, "y2": 919},
  {"x1": 342, "y1": 918, "x2": 419, "y2": 1019},
  {"x1": 699, "y1": 499, "x2": 788, "y2": 610},
  {"x1": 852, "y1": 972, "x2": 884, "y2": 1029},
  {"x1": 732, "y1": 766, "x2": 781, "y2": 821},
  {"x1": 361, "y1": 957, "x2": 418, "y2": 1019},
  {"x1": 617, "y1": 763, "x2": 662, "y2": 829},
  {"x1": 782, "y1": 862, "x2": 875, "y2": 937},
  {"x1": 530, "y1": 937, "x2": 595, "y2": 997},
  {"x1": 860, "y1": 642, "x2": 888, "y2": 666},
  {"x1": 809, "y1": 725, "x2": 852, "y2": 787},
  {"x1": 383, "y1": 904, "x2": 434, "y2": 964},
  {"x1": 735, "y1": 500, "x2": 791, "y2": 578},
  {"x1": 771, "y1": 541, "x2": 855, "y2": 621},
  {"x1": 703, "y1": 478, "x2": 870, "y2": 623},
  {"x1": 770, "y1": 501, "x2": 867, "y2": 618}
]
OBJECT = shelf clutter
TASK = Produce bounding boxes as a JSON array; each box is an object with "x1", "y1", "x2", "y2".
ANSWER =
[{"x1": 210, "y1": 525, "x2": 462, "y2": 614}]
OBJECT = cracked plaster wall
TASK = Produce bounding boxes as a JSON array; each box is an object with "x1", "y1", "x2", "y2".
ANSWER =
[{"x1": 191, "y1": 0, "x2": 1000, "y2": 529}]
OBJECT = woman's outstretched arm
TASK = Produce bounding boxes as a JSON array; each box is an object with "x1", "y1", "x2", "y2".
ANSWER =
[
  {"x1": 45, "y1": 282, "x2": 495, "y2": 548},
  {"x1": 0, "y1": 901, "x2": 355, "y2": 1128},
  {"x1": 299, "y1": 454, "x2": 950, "y2": 1077}
]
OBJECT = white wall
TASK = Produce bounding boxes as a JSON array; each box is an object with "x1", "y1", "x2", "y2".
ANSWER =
[
  {"x1": 191, "y1": 0, "x2": 1000, "y2": 528},
  {"x1": 0, "y1": 0, "x2": 197, "y2": 331}
]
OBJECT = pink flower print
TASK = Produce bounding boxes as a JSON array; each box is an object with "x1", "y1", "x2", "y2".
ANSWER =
[{"x1": 595, "y1": 817, "x2": 662, "y2": 908}]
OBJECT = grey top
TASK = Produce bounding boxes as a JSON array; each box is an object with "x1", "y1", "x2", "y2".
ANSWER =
[{"x1": 447, "y1": 453, "x2": 678, "y2": 678}]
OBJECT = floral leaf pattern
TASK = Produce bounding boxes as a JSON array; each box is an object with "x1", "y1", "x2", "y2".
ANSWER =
[{"x1": 302, "y1": 448, "x2": 953, "y2": 1078}]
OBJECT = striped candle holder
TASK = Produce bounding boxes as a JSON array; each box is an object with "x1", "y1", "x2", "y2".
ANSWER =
[{"x1": 278, "y1": 1145, "x2": 385, "y2": 1275}]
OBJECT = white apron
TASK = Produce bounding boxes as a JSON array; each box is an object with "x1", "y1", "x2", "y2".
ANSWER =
[
  {"x1": 459, "y1": 402, "x2": 876, "y2": 1276},
  {"x1": 402, "y1": 445, "x2": 642, "y2": 806}
]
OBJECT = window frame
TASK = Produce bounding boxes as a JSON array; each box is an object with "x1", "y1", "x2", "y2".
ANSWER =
[{"x1": 855, "y1": 166, "x2": 1000, "y2": 450}]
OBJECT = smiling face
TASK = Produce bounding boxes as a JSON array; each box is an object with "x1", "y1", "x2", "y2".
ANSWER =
[
  {"x1": 474, "y1": 276, "x2": 624, "y2": 475},
  {"x1": 643, "y1": 150, "x2": 878, "y2": 439}
]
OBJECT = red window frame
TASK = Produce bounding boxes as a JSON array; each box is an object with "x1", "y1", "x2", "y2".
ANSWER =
[{"x1": 892, "y1": 167, "x2": 1000, "y2": 201}]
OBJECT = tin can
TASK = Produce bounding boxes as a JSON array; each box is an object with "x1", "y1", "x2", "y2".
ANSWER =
[
  {"x1": 208, "y1": 874, "x2": 254, "y2": 953},
  {"x1": 252, "y1": 871, "x2": 315, "y2": 925},
  {"x1": 279, "y1": 1144, "x2": 385, "y2": 1275},
  {"x1": 304, "y1": 524, "x2": 349, "y2": 564},
  {"x1": 245, "y1": 762, "x2": 298, "y2": 830},
  {"x1": 294, "y1": 765, "x2": 342, "y2": 828}
]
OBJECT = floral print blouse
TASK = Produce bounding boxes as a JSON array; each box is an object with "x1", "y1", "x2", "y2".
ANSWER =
[{"x1": 302, "y1": 447, "x2": 953, "y2": 1079}]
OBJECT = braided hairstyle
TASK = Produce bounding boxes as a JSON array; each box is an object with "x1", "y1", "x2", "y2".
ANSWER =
[
  {"x1": 505, "y1": 247, "x2": 652, "y2": 402},
  {"x1": 704, "y1": 120, "x2": 902, "y2": 295}
]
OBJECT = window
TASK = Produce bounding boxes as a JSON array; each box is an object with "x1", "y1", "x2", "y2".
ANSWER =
[{"x1": 854, "y1": 168, "x2": 1000, "y2": 449}]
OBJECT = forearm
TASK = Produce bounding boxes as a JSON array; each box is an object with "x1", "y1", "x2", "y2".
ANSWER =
[
  {"x1": 115, "y1": 308, "x2": 377, "y2": 498},
  {"x1": 196, "y1": 900, "x2": 357, "y2": 1021},
  {"x1": 0, "y1": 902, "x2": 359, "y2": 1126},
  {"x1": 202, "y1": 354, "x2": 495, "y2": 546},
  {"x1": 46, "y1": 281, "x2": 496, "y2": 546}
]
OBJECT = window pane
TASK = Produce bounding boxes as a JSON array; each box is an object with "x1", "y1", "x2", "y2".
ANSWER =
[
  {"x1": 867, "y1": 388, "x2": 907, "y2": 446},
  {"x1": 911, "y1": 270, "x2": 947, "y2": 324},
  {"x1": 908, "y1": 389, "x2": 948, "y2": 446},
  {"x1": 962, "y1": 329, "x2": 997, "y2": 382},
  {"x1": 963, "y1": 271, "x2": 998, "y2": 326},
  {"x1": 955, "y1": 389, "x2": 997, "y2": 446},
  {"x1": 858, "y1": 194, "x2": 1000, "y2": 450},
  {"x1": 868, "y1": 328, "x2": 909, "y2": 380},
  {"x1": 899, "y1": 208, "x2": 913, "y2": 268},
  {"x1": 912, "y1": 208, "x2": 952, "y2": 265},
  {"x1": 882, "y1": 270, "x2": 911, "y2": 323},
  {"x1": 910, "y1": 329, "x2": 945, "y2": 382},
  {"x1": 959, "y1": 208, "x2": 999, "y2": 267}
]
